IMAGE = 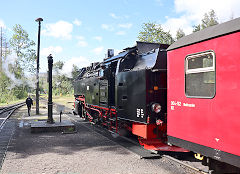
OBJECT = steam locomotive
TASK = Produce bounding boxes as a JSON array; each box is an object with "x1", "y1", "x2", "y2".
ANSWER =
[{"x1": 74, "y1": 17, "x2": 240, "y2": 172}]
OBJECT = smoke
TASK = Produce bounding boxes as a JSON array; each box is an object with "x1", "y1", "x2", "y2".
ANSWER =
[
  {"x1": 60, "y1": 56, "x2": 90, "y2": 78},
  {"x1": 2, "y1": 54, "x2": 22, "y2": 89},
  {"x1": 2, "y1": 54, "x2": 36, "y2": 89}
]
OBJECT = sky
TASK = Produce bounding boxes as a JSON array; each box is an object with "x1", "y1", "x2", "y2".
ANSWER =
[{"x1": 0, "y1": 0, "x2": 240, "y2": 76}]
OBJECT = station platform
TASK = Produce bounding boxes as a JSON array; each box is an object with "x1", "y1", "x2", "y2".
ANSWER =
[{"x1": 25, "y1": 103, "x2": 76, "y2": 133}]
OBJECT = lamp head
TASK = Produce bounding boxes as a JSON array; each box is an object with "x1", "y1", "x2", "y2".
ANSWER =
[{"x1": 35, "y1": 18, "x2": 43, "y2": 22}]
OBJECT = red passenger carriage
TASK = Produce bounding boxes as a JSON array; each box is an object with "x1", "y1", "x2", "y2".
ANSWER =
[{"x1": 167, "y1": 17, "x2": 240, "y2": 170}]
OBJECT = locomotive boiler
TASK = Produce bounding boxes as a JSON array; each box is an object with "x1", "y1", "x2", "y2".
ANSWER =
[{"x1": 74, "y1": 41, "x2": 185, "y2": 152}]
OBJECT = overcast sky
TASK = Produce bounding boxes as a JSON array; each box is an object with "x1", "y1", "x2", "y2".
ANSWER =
[{"x1": 0, "y1": 0, "x2": 240, "y2": 75}]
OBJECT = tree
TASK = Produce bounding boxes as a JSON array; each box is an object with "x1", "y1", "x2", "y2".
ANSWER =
[
  {"x1": 193, "y1": 24, "x2": 201, "y2": 32},
  {"x1": 201, "y1": 9, "x2": 219, "y2": 29},
  {"x1": 193, "y1": 9, "x2": 219, "y2": 32},
  {"x1": 0, "y1": 27, "x2": 9, "y2": 72},
  {"x1": 9, "y1": 24, "x2": 36, "y2": 74},
  {"x1": 53, "y1": 60, "x2": 64, "y2": 74},
  {"x1": 138, "y1": 22, "x2": 174, "y2": 45},
  {"x1": 71, "y1": 65, "x2": 80, "y2": 80},
  {"x1": 176, "y1": 28, "x2": 185, "y2": 40},
  {"x1": 52, "y1": 61, "x2": 73, "y2": 95},
  {"x1": 0, "y1": 24, "x2": 37, "y2": 103},
  {"x1": 0, "y1": 71, "x2": 11, "y2": 103}
]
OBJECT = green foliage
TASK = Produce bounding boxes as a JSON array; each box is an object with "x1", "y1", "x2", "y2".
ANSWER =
[
  {"x1": 138, "y1": 22, "x2": 174, "y2": 45},
  {"x1": 8, "y1": 61, "x2": 23, "y2": 79},
  {"x1": 11, "y1": 85, "x2": 28, "y2": 99},
  {"x1": 193, "y1": 24, "x2": 201, "y2": 32},
  {"x1": 201, "y1": 9, "x2": 219, "y2": 29},
  {"x1": 0, "y1": 71, "x2": 28, "y2": 103},
  {"x1": 39, "y1": 74, "x2": 48, "y2": 94},
  {"x1": 39, "y1": 61, "x2": 77, "y2": 97},
  {"x1": 193, "y1": 9, "x2": 219, "y2": 32},
  {"x1": 9, "y1": 24, "x2": 36, "y2": 74},
  {"x1": 71, "y1": 65, "x2": 80, "y2": 80},
  {"x1": 53, "y1": 75, "x2": 73, "y2": 96},
  {"x1": 176, "y1": 28, "x2": 185, "y2": 40},
  {"x1": 0, "y1": 72, "x2": 11, "y2": 103},
  {"x1": 0, "y1": 24, "x2": 36, "y2": 104},
  {"x1": 52, "y1": 61, "x2": 74, "y2": 96},
  {"x1": 53, "y1": 61, "x2": 64, "y2": 73}
]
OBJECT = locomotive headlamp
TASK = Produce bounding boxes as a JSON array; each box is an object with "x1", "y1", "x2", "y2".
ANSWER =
[{"x1": 151, "y1": 103, "x2": 161, "y2": 113}]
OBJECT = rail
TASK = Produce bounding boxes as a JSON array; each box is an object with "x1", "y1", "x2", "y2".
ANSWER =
[
  {"x1": 0, "y1": 102, "x2": 25, "y2": 130},
  {"x1": 162, "y1": 154, "x2": 208, "y2": 174}
]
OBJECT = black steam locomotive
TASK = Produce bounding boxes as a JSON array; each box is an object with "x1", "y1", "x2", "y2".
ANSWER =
[{"x1": 74, "y1": 41, "x2": 185, "y2": 152}]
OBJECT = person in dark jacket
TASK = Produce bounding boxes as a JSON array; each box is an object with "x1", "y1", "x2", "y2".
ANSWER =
[{"x1": 26, "y1": 96, "x2": 33, "y2": 116}]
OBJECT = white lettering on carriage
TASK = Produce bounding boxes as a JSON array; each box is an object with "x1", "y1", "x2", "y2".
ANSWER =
[{"x1": 170, "y1": 100, "x2": 196, "y2": 110}]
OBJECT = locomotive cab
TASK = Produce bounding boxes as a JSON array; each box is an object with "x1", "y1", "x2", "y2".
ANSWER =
[{"x1": 115, "y1": 42, "x2": 167, "y2": 125}]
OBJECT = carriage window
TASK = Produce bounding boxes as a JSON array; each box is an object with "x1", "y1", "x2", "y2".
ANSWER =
[{"x1": 185, "y1": 51, "x2": 215, "y2": 98}]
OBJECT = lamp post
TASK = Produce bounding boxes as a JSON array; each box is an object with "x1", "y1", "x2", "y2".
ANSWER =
[{"x1": 35, "y1": 17, "x2": 43, "y2": 115}]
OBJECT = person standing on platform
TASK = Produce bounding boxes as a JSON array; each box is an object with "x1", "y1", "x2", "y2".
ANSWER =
[{"x1": 26, "y1": 96, "x2": 33, "y2": 116}]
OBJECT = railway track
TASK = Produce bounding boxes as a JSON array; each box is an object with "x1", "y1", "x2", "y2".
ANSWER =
[
  {"x1": 0, "y1": 102, "x2": 25, "y2": 129},
  {"x1": 90, "y1": 122, "x2": 209, "y2": 173},
  {"x1": 0, "y1": 102, "x2": 25, "y2": 169},
  {"x1": 161, "y1": 154, "x2": 209, "y2": 174}
]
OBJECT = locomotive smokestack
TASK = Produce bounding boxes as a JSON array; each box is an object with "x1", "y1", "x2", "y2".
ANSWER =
[{"x1": 108, "y1": 49, "x2": 114, "y2": 58}]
